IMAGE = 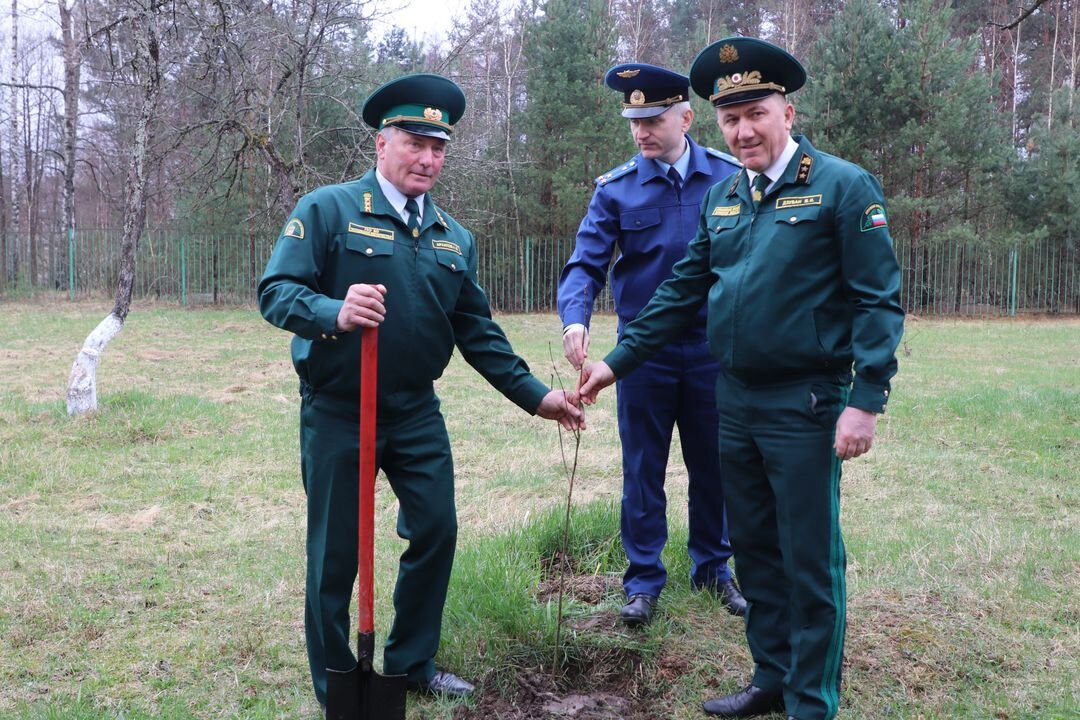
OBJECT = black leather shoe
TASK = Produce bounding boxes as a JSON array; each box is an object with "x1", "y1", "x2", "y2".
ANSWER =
[
  {"x1": 408, "y1": 670, "x2": 475, "y2": 698},
  {"x1": 702, "y1": 684, "x2": 784, "y2": 717},
  {"x1": 717, "y1": 578, "x2": 747, "y2": 617},
  {"x1": 619, "y1": 593, "x2": 656, "y2": 626},
  {"x1": 694, "y1": 578, "x2": 748, "y2": 617}
]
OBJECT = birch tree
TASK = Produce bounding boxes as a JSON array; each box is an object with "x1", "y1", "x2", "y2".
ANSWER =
[
  {"x1": 9, "y1": 0, "x2": 21, "y2": 285},
  {"x1": 67, "y1": 0, "x2": 163, "y2": 416},
  {"x1": 59, "y1": 0, "x2": 81, "y2": 296}
]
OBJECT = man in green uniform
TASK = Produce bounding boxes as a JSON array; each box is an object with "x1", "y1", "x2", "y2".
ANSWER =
[
  {"x1": 578, "y1": 38, "x2": 904, "y2": 720},
  {"x1": 258, "y1": 73, "x2": 583, "y2": 710}
]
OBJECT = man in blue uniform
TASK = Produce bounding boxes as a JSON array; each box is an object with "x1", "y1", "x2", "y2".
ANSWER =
[
  {"x1": 558, "y1": 63, "x2": 745, "y2": 626},
  {"x1": 578, "y1": 39, "x2": 904, "y2": 720},
  {"x1": 259, "y1": 73, "x2": 584, "y2": 711}
]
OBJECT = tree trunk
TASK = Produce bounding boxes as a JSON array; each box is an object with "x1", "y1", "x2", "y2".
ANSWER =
[
  {"x1": 68, "y1": 3, "x2": 162, "y2": 417},
  {"x1": 9, "y1": 0, "x2": 21, "y2": 286},
  {"x1": 59, "y1": 0, "x2": 82, "y2": 298}
]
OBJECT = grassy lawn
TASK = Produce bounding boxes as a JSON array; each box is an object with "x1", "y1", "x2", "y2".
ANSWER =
[{"x1": 0, "y1": 299, "x2": 1077, "y2": 719}]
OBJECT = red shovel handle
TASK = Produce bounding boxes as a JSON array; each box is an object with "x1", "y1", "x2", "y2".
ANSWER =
[{"x1": 358, "y1": 326, "x2": 378, "y2": 635}]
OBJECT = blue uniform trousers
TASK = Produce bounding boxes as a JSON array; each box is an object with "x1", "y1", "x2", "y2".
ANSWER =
[
  {"x1": 300, "y1": 387, "x2": 456, "y2": 704},
  {"x1": 715, "y1": 370, "x2": 849, "y2": 720},
  {"x1": 616, "y1": 338, "x2": 733, "y2": 597}
]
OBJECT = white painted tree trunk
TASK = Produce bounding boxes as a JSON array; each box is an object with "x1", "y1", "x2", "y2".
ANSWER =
[
  {"x1": 66, "y1": 2, "x2": 160, "y2": 417},
  {"x1": 66, "y1": 313, "x2": 124, "y2": 416}
]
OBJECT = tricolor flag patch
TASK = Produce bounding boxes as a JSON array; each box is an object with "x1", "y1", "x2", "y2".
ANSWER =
[{"x1": 861, "y1": 203, "x2": 888, "y2": 232}]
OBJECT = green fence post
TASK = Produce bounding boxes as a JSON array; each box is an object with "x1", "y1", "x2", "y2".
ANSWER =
[
  {"x1": 180, "y1": 236, "x2": 188, "y2": 306},
  {"x1": 1009, "y1": 245, "x2": 1018, "y2": 317},
  {"x1": 524, "y1": 236, "x2": 532, "y2": 313},
  {"x1": 68, "y1": 227, "x2": 75, "y2": 300}
]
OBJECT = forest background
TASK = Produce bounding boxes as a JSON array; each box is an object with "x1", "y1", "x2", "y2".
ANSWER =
[{"x1": 0, "y1": 0, "x2": 1078, "y2": 315}]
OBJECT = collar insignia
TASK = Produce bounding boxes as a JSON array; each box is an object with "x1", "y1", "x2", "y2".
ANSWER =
[{"x1": 795, "y1": 154, "x2": 813, "y2": 184}]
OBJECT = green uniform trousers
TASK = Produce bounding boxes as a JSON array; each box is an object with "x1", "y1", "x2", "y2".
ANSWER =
[
  {"x1": 300, "y1": 385, "x2": 456, "y2": 704},
  {"x1": 716, "y1": 370, "x2": 849, "y2": 720}
]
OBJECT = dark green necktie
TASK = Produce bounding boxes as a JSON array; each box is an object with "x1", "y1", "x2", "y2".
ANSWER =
[
  {"x1": 405, "y1": 197, "x2": 421, "y2": 237},
  {"x1": 752, "y1": 173, "x2": 769, "y2": 208}
]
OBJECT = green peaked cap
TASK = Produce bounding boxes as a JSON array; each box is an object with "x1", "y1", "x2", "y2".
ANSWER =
[
  {"x1": 690, "y1": 36, "x2": 806, "y2": 107},
  {"x1": 361, "y1": 73, "x2": 467, "y2": 140}
]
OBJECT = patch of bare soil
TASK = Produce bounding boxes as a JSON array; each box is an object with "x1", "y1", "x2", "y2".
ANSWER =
[
  {"x1": 453, "y1": 666, "x2": 662, "y2": 720},
  {"x1": 456, "y1": 564, "x2": 670, "y2": 719}
]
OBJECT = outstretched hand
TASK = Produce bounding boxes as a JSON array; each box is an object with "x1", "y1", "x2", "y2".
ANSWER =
[
  {"x1": 576, "y1": 361, "x2": 615, "y2": 405},
  {"x1": 536, "y1": 390, "x2": 586, "y2": 431},
  {"x1": 562, "y1": 325, "x2": 590, "y2": 370}
]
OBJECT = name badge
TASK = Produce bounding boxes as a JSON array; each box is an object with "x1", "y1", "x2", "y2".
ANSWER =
[
  {"x1": 432, "y1": 240, "x2": 462, "y2": 255},
  {"x1": 712, "y1": 204, "x2": 741, "y2": 217},
  {"x1": 775, "y1": 195, "x2": 822, "y2": 209},
  {"x1": 348, "y1": 223, "x2": 394, "y2": 241}
]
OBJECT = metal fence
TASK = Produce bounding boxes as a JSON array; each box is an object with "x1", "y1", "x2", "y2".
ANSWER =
[{"x1": 2, "y1": 229, "x2": 1077, "y2": 316}]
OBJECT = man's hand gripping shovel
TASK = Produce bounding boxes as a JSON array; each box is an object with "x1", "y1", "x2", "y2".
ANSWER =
[{"x1": 325, "y1": 326, "x2": 407, "y2": 720}]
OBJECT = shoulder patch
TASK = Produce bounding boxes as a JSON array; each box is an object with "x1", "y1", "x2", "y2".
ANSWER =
[
  {"x1": 283, "y1": 218, "x2": 305, "y2": 240},
  {"x1": 861, "y1": 203, "x2": 888, "y2": 232},
  {"x1": 595, "y1": 159, "x2": 638, "y2": 186},
  {"x1": 706, "y1": 147, "x2": 741, "y2": 166}
]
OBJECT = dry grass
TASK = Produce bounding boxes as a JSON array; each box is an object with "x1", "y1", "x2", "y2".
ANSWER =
[{"x1": 0, "y1": 301, "x2": 1077, "y2": 719}]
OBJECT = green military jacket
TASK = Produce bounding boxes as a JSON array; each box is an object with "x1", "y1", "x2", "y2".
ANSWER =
[
  {"x1": 606, "y1": 135, "x2": 904, "y2": 413},
  {"x1": 258, "y1": 169, "x2": 549, "y2": 413}
]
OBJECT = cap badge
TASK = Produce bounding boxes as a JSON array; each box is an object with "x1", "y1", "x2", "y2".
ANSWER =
[
  {"x1": 423, "y1": 107, "x2": 443, "y2": 122},
  {"x1": 719, "y1": 44, "x2": 739, "y2": 63},
  {"x1": 629, "y1": 89, "x2": 646, "y2": 105},
  {"x1": 717, "y1": 70, "x2": 764, "y2": 93},
  {"x1": 616, "y1": 69, "x2": 641, "y2": 78}
]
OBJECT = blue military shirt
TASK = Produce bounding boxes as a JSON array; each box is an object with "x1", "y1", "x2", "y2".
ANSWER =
[{"x1": 558, "y1": 135, "x2": 739, "y2": 336}]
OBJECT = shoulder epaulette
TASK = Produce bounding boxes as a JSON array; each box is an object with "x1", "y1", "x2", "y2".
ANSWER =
[
  {"x1": 706, "y1": 147, "x2": 742, "y2": 167},
  {"x1": 595, "y1": 159, "x2": 638, "y2": 186}
]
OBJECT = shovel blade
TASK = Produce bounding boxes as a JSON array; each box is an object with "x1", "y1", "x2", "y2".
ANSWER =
[{"x1": 326, "y1": 665, "x2": 407, "y2": 720}]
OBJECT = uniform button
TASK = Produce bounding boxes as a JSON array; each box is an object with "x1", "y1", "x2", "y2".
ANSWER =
[
  {"x1": 331, "y1": 335, "x2": 338, "y2": 341},
  {"x1": 451, "y1": 263, "x2": 457, "y2": 270},
  {"x1": 790, "y1": 216, "x2": 798, "y2": 223},
  {"x1": 321, "y1": 333, "x2": 328, "y2": 340},
  {"x1": 365, "y1": 247, "x2": 373, "y2": 255}
]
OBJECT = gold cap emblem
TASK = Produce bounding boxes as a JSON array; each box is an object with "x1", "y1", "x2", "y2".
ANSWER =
[
  {"x1": 719, "y1": 44, "x2": 739, "y2": 63},
  {"x1": 616, "y1": 69, "x2": 641, "y2": 78},
  {"x1": 629, "y1": 89, "x2": 646, "y2": 105},
  {"x1": 423, "y1": 107, "x2": 443, "y2": 122}
]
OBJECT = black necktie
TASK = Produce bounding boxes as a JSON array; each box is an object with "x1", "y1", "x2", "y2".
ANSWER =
[
  {"x1": 752, "y1": 173, "x2": 769, "y2": 207},
  {"x1": 404, "y1": 197, "x2": 421, "y2": 237},
  {"x1": 667, "y1": 166, "x2": 682, "y2": 192}
]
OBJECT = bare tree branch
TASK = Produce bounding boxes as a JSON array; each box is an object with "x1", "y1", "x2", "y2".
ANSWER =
[{"x1": 989, "y1": 0, "x2": 1050, "y2": 30}]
